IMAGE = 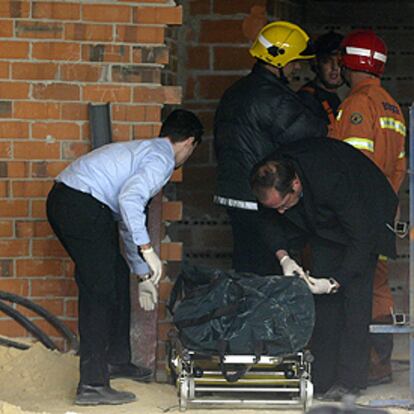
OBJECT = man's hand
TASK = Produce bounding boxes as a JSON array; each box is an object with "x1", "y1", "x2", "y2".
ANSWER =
[
  {"x1": 141, "y1": 246, "x2": 163, "y2": 285},
  {"x1": 280, "y1": 255, "x2": 306, "y2": 277},
  {"x1": 138, "y1": 280, "x2": 158, "y2": 311},
  {"x1": 303, "y1": 276, "x2": 339, "y2": 294}
]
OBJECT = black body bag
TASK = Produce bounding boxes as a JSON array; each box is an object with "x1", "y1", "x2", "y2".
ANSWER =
[{"x1": 168, "y1": 265, "x2": 315, "y2": 363}]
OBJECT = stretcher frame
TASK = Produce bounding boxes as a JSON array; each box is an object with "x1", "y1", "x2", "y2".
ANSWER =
[{"x1": 167, "y1": 331, "x2": 314, "y2": 412}]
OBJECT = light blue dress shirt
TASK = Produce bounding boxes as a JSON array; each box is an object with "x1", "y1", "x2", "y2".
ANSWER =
[{"x1": 57, "y1": 138, "x2": 175, "y2": 275}]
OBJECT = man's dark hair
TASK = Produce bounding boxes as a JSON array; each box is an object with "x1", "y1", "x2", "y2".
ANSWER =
[
  {"x1": 160, "y1": 109, "x2": 204, "y2": 145},
  {"x1": 250, "y1": 158, "x2": 296, "y2": 201}
]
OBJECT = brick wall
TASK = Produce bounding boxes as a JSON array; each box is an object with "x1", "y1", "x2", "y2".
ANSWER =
[{"x1": 0, "y1": 0, "x2": 183, "y2": 353}]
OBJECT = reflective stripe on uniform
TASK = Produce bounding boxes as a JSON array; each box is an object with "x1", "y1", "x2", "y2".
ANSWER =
[
  {"x1": 343, "y1": 137, "x2": 374, "y2": 152},
  {"x1": 379, "y1": 255, "x2": 388, "y2": 261},
  {"x1": 398, "y1": 151, "x2": 405, "y2": 159},
  {"x1": 214, "y1": 195, "x2": 258, "y2": 211},
  {"x1": 336, "y1": 109, "x2": 343, "y2": 121},
  {"x1": 379, "y1": 117, "x2": 407, "y2": 136}
]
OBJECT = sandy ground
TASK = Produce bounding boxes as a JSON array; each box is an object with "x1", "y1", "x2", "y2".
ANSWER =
[{"x1": 0, "y1": 340, "x2": 412, "y2": 414}]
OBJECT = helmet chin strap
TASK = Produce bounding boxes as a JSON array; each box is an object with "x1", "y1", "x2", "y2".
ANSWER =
[{"x1": 278, "y1": 67, "x2": 289, "y2": 84}]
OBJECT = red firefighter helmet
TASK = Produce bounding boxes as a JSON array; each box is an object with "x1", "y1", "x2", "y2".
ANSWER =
[{"x1": 340, "y1": 29, "x2": 387, "y2": 76}]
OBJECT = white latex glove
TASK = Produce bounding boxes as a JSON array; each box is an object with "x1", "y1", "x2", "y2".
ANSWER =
[
  {"x1": 138, "y1": 280, "x2": 158, "y2": 311},
  {"x1": 280, "y1": 255, "x2": 306, "y2": 277},
  {"x1": 141, "y1": 246, "x2": 163, "y2": 285},
  {"x1": 303, "y1": 276, "x2": 339, "y2": 295}
]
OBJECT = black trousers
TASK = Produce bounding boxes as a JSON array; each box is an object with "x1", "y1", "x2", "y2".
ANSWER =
[
  {"x1": 308, "y1": 237, "x2": 377, "y2": 393},
  {"x1": 226, "y1": 207, "x2": 282, "y2": 275},
  {"x1": 47, "y1": 183, "x2": 131, "y2": 386}
]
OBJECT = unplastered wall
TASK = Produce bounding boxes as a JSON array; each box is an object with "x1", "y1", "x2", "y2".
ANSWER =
[
  {"x1": 168, "y1": 0, "x2": 304, "y2": 269},
  {"x1": 0, "y1": 0, "x2": 183, "y2": 350}
]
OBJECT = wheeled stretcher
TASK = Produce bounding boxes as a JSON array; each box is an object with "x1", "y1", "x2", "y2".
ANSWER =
[{"x1": 167, "y1": 331, "x2": 314, "y2": 412}]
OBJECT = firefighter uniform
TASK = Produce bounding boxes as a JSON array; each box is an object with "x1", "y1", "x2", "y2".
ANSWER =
[{"x1": 329, "y1": 76, "x2": 406, "y2": 384}]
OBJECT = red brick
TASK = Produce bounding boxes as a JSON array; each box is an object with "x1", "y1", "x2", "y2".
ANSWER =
[
  {"x1": 15, "y1": 221, "x2": 53, "y2": 238},
  {"x1": 83, "y1": 4, "x2": 131, "y2": 23},
  {"x1": 0, "y1": 20, "x2": 13, "y2": 37},
  {"x1": 133, "y1": 85, "x2": 181, "y2": 104},
  {"x1": 0, "y1": 259, "x2": 13, "y2": 277},
  {"x1": 0, "y1": 221, "x2": 12, "y2": 237},
  {"x1": 187, "y1": 46, "x2": 210, "y2": 70},
  {"x1": 0, "y1": 121, "x2": 29, "y2": 138},
  {"x1": 14, "y1": 102, "x2": 60, "y2": 120},
  {"x1": 83, "y1": 85, "x2": 131, "y2": 103},
  {"x1": 0, "y1": 320, "x2": 26, "y2": 337},
  {"x1": 0, "y1": 279, "x2": 29, "y2": 297},
  {"x1": 65, "y1": 299, "x2": 78, "y2": 318},
  {"x1": 214, "y1": 46, "x2": 254, "y2": 70},
  {"x1": 31, "y1": 161, "x2": 69, "y2": 178},
  {"x1": 133, "y1": 124, "x2": 161, "y2": 139},
  {"x1": 12, "y1": 180, "x2": 53, "y2": 197},
  {"x1": 61, "y1": 103, "x2": 88, "y2": 121},
  {"x1": 0, "y1": 41, "x2": 29, "y2": 59},
  {"x1": 65, "y1": 23, "x2": 113, "y2": 42},
  {"x1": 112, "y1": 65, "x2": 161, "y2": 84},
  {"x1": 132, "y1": 46, "x2": 168, "y2": 64},
  {"x1": 0, "y1": 62, "x2": 9, "y2": 79},
  {"x1": 0, "y1": 200, "x2": 28, "y2": 217},
  {"x1": 16, "y1": 21, "x2": 63, "y2": 39},
  {"x1": 16, "y1": 298, "x2": 64, "y2": 318},
  {"x1": 0, "y1": 2, "x2": 30, "y2": 18},
  {"x1": 64, "y1": 260, "x2": 75, "y2": 278},
  {"x1": 198, "y1": 75, "x2": 241, "y2": 99},
  {"x1": 16, "y1": 259, "x2": 62, "y2": 277},
  {"x1": 0, "y1": 102, "x2": 12, "y2": 118},
  {"x1": 112, "y1": 104, "x2": 161, "y2": 122},
  {"x1": 214, "y1": 0, "x2": 267, "y2": 14},
  {"x1": 82, "y1": 44, "x2": 131, "y2": 63},
  {"x1": 0, "y1": 180, "x2": 9, "y2": 197},
  {"x1": 0, "y1": 142, "x2": 12, "y2": 158},
  {"x1": 30, "y1": 278, "x2": 78, "y2": 296},
  {"x1": 32, "y1": 42, "x2": 81, "y2": 61},
  {"x1": 32, "y1": 122, "x2": 80, "y2": 141},
  {"x1": 14, "y1": 141, "x2": 60, "y2": 159},
  {"x1": 32, "y1": 239, "x2": 67, "y2": 257},
  {"x1": 133, "y1": 6, "x2": 182, "y2": 24},
  {"x1": 62, "y1": 142, "x2": 90, "y2": 160},
  {"x1": 200, "y1": 20, "x2": 246, "y2": 44},
  {"x1": 31, "y1": 200, "x2": 47, "y2": 219},
  {"x1": 116, "y1": 25, "x2": 164, "y2": 44},
  {"x1": 0, "y1": 239, "x2": 29, "y2": 257},
  {"x1": 60, "y1": 64, "x2": 102, "y2": 82},
  {"x1": 112, "y1": 123, "x2": 131, "y2": 142},
  {"x1": 33, "y1": 83, "x2": 80, "y2": 101},
  {"x1": 32, "y1": 2, "x2": 80, "y2": 20},
  {"x1": 189, "y1": 0, "x2": 211, "y2": 15},
  {"x1": 7, "y1": 161, "x2": 29, "y2": 178},
  {"x1": 12, "y1": 62, "x2": 58, "y2": 80}
]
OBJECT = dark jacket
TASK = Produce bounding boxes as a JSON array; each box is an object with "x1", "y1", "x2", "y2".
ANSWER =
[
  {"x1": 259, "y1": 138, "x2": 398, "y2": 287},
  {"x1": 297, "y1": 80, "x2": 341, "y2": 125},
  {"x1": 214, "y1": 62, "x2": 327, "y2": 210}
]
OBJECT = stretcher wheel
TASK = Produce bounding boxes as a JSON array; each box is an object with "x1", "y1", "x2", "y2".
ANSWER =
[
  {"x1": 179, "y1": 378, "x2": 188, "y2": 411},
  {"x1": 179, "y1": 376, "x2": 195, "y2": 411},
  {"x1": 300, "y1": 378, "x2": 313, "y2": 412}
]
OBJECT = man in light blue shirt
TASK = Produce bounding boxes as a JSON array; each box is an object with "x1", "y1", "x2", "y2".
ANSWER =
[{"x1": 46, "y1": 109, "x2": 203, "y2": 406}]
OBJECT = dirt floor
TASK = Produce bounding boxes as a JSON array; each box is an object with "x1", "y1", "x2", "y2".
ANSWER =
[{"x1": 0, "y1": 338, "x2": 412, "y2": 414}]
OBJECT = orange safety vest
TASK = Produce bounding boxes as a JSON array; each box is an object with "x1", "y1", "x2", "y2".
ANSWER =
[{"x1": 329, "y1": 77, "x2": 406, "y2": 193}]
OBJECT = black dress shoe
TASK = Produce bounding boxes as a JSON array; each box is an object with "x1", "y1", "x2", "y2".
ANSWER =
[
  {"x1": 75, "y1": 384, "x2": 136, "y2": 406},
  {"x1": 321, "y1": 384, "x2": 360, "y2": 401},
  {"x1": 367, "y1": 373, "x2": 392, "y2": 386},
  {"x1": 108, "y1": 362, "x2": 153, "y2": 382}
]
